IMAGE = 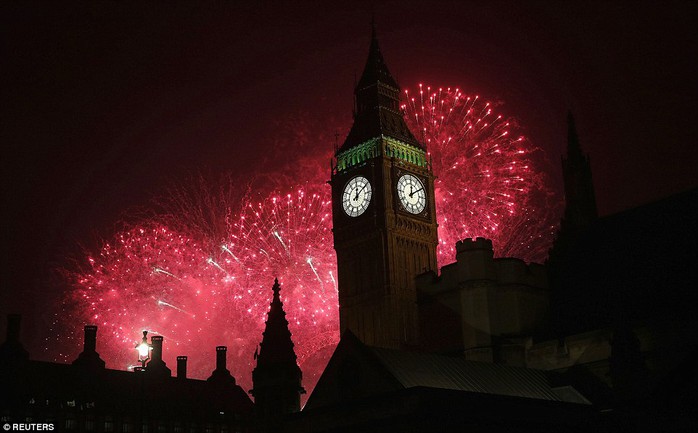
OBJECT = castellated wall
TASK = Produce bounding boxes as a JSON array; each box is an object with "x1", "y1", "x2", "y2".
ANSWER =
[{"x1": 416, "y1": 237, "x2": 548, "y2": 364}]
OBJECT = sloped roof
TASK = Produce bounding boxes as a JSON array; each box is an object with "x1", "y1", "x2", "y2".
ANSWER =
[
  {"x1": 369, "y1": 346, "x2": 588, "y2": 404},
  {"x1": 304, "y1": 331, "x2": 591, "y2": 411},
  {"x1": 356, "y1": 24, "x2": 398, "y2": 90}
]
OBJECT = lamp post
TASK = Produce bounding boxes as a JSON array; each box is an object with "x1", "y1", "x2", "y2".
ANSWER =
[{"x1": 135, "y1": 330, "x2": 152, "y2": 370}]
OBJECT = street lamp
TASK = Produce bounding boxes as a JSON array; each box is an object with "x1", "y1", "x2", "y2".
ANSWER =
[{"x1": 135, "y1": 330, "x2": 152, "y2": 369}]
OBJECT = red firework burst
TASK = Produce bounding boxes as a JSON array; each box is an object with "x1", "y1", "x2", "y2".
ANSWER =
[{"x1": 403, "y1": 84, "x2": 557, "y2": 264}]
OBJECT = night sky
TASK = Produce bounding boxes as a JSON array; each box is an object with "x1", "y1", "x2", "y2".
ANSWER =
[{"x1": 2, "y1": 1, "x2": 697, "y2": 354}]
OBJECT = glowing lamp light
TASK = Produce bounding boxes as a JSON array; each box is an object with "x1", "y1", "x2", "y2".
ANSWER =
[{"x1": 135, "y1": 330, "x2": 152, "y2": 368}]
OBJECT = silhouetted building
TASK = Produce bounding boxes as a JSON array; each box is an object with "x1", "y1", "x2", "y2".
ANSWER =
[
  {"x1": 286, "y1": 331, "x2": 596, "y2": 433},
  {"x1": 0, "y1": 318, "x2": 254, "y2": 432}
]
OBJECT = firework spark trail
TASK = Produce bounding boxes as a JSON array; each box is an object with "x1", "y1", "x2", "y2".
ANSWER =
[
  {"x1": 329, "y1": 271, "x2": 337, "y2": 292},
  {"x1": 153, "y1": 267, "x2": 181, "y2": 280},
  {"x1": 206, "y1": 257, "x2": 229, "y2": 275},
  {"x1": 157, "y1": 299, "x2": 194, "y2": 317},
  {"x1": 273, "y1": 231, "x2": 290, "y2": 254},
  {"x1": 221, "y1": 244, "x2": 243, "y2": 264},
  {"x1": 306, "y1": 257, "x2": 324, "y2": 293}
]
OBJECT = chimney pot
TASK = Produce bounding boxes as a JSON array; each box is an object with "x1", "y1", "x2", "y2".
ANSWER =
[
  {"x1": 6, "y1": 314, "x2": 21, "y2": 342},
  {"x1": 216, "y1": 346, "x2": 227, "y2": 370},
  {"x1": 177, "y1": 356, "x2": 188, "y2": 379}
]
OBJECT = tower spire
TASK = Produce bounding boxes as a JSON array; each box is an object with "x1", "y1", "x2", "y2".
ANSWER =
[
  {"x1": 256, "y1": 278, "x2": 296, "y2": 365},
  {"x1": 251, "y1": 279, "x2": 305, "y2": 423},
  {"x1": 548, "y1": 112, "x2": 598, "y2": 275},
  {"x1": 561, "y1": 111, "x2": 598, "y2": 228},
  {"x1": 338, "y1": 24, "x2": 421, "y2": 153}
]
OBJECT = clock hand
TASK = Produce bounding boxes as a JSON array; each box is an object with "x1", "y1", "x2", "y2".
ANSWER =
[
  {"x1": 409, "y1": 187, "x2": 423, "y2": 198},
  {"x1": 353, "y1": 183, "x2": 369, "y2": 202}
]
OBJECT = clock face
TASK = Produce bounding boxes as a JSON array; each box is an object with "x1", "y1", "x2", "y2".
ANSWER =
[
  {"x1": 342, "y1": 176, "x2": 372, "y2": 217},
  {"x1": 397, "y1": 173, "x2": 427, "y2": 214}
]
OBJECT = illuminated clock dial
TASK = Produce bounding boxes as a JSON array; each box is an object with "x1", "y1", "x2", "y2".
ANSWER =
[
  {"x1": 342, "y1": 176, "x2": 372, "y2": 217},
  {"x1": 397, "y1": 173, "x2": 427, "y2": 214}
]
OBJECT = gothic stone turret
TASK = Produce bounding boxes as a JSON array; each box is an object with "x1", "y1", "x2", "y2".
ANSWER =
[{"x1": 416, "y1": 237, "x2": 548, "y2": 365}]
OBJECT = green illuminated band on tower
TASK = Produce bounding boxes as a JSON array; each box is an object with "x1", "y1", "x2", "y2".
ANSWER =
[{"x1": 334, "y1": 136, "x2": 428, "y2": 173}]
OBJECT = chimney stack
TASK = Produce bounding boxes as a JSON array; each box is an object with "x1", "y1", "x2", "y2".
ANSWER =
[
  {"x1": 72, "y1": 325, "x2": 105, "y2": 370},
  {"x1": 0, "y1": 314, "x2": 29, "y2": 363},
  {"x1": 151, "y1": 336, "x2": 164, "y2": 362},
  {"x1": 145, "y1": 335, "x2": 171, "y2": 377},
  {"x1": 84, "y1": 325, "x2": 97, "y2": 352},
  {"x1": 207, "y1": 345, "x2": 236, "y2": 385},
  {"x1": 6, "y1": 314, "x2": 21, "y2": 342},
  {"x1": 177, "y1": 356, "x2": 188, "y2": 379}
]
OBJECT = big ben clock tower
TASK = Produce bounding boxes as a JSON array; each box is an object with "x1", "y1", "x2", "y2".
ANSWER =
[{"x1": 330, "y1": 26, "x2": 438, "y2": 349}]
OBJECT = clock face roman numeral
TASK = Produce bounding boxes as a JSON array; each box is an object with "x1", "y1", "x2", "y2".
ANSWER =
[
  {"x1": 342, "y1": 176, "x2": 372, "y2": 217},
  {"x1": 397, "y1": 174, "x2": 427, "y2": 214}
]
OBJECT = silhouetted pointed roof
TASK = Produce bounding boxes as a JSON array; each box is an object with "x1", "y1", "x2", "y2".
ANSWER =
[
  {"x1": 356, "y1": 24, "x2": 399, "y2": 90},
  {"x1": 256, "y1": 279, "x2": 297, "y2": 366},
  {"x1": 548, "y1": 111, "x2": 599, "y2": 265}
]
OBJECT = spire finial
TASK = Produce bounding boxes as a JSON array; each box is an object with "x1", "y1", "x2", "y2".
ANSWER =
[
  {"x1": 370, "y1": 16, "x2": 377, "y2": 41},
  {"x1": 272, "y1": 278, "x2": 280, "y2": 296},
  {"x1": 567, "y1": 110, "x2": 581, "y2": 158}
]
